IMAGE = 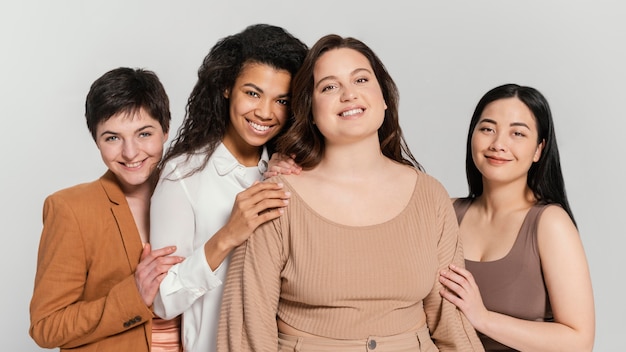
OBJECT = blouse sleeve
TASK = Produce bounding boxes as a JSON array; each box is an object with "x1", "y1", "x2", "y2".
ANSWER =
[
  {"x1": 422, "y1": 183, "x2": 485, "y2": 352},
  {"x1": 150, "y1": 169, "x2": 224, "y2": 319},
  {"x1": 217, "y1": 215, "x2": 287, "y2": 351}
]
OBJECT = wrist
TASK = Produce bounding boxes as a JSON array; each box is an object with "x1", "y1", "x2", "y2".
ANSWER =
[{"x1": 204, "y1": 230, "x2": 236, "y2": 270}]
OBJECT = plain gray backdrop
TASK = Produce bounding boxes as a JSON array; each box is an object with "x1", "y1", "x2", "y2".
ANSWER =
[{"x1": 1, "y1": 0, "x2": 623, "y2": 350}]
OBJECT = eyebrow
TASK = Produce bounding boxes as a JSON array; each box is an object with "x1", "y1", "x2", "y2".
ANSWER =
[
  {"x1": 99, "y1": 124, "x2": 155, "y2": 138},
  {"x1": 478, "y1": 118, "x2": 531, "y2": 129},
  {"x1": 315, "y1": 67, "x2": 372, "y2": 89}
]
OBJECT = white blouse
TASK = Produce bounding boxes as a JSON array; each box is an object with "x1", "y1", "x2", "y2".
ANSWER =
[{"x1": 150, "y1": 142, "x2": 268, "y2": 352}]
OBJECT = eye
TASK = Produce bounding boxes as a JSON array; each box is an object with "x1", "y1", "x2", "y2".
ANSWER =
[
  {"x1": 104, "y1": 135, "x2": 119, "y2": 142},
  {"x1": 277, "y1": 99, "x2": 289, "y2": 106},
  {"x1": 321, "y1": 84, "x2": 337, "y2": 93},
  {"x1": 355, "y1": 77, "x2": 369, "y2": 84},
  {"x1": 479, "y1": 127, "x2": 494, "y2": 133},
  {"x1": 246, "y1": 91, "x2": 260, "y2": 98},
  {"x1": 139, "y1": 132, "x2": 152, "y2": 138},
  {"x1": 513, "y1": 131, "x2": 526, "y2": 137}
]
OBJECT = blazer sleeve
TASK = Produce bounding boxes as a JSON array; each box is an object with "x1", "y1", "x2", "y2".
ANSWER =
[
  {"x1": 422, "y1": 183, "x2": 485, "y2": 352},
  {"x1": 29, "y1": 193, "x2": 153, "y2": 349},
  {"x1": 217, "y1": 217, "x2": 286, "y2": 352}
]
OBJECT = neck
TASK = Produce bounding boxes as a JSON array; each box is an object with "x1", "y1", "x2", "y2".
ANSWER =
[
  {"x1": 121, "y1": 173, "x2": 156, "y2": 202},
  {"x1": 123, "y1": 177, "x2": 153, "y2": 244},
  {"x1": 476, "y1": 178, "x2": 536, "y2": 216},
  {"x1": 222, "y1": 137, "x2": 262, "y2": 167},
  {"x1": 314, "y1": 137, "x2": 387, "y2": 177}
]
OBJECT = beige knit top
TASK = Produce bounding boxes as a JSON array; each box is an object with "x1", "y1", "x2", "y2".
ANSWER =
[{"x1": 217, "y1": 172, "x2": 483, "y2": 351}]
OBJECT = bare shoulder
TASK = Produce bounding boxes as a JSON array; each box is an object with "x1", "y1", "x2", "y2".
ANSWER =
[
  {"x1": 536, "y1": 204, "x2": 582, "y2": 255},
  {"x1": 537, "y1": 204, "x2": 577, "y2": 234}
]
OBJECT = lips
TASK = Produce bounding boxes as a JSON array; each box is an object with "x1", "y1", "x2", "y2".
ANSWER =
[
  {"x1": 121, "y1": 160, "x2": 144, "y2": 168},
  {"x1": 485, "y1": 155, "x2": 511, "y2": 164},
  {"x1": 248, "y1": 120, "x2": 271, "y2": 132},
  {"x1": 340, "y1": 108, "x2": 364, "y2": 117}
]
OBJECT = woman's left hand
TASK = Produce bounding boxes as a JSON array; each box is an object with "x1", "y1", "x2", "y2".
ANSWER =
[
  {"x1": 264, "y1": 153, "x2": 301, "y2": 179},
  {"x1": 439, "y1": 264, "x2": 489, "y2": 330}
]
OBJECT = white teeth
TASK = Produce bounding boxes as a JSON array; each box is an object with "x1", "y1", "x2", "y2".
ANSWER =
[
  {"x1": 249, "y1": 121, "x2": 270, "y2": 131},
  {"x1": 341, "y1": 108, "x2": 363, "y2": 117},
  {"x1": 125, "y1": 161, "x2": 142, "y2": 168}
]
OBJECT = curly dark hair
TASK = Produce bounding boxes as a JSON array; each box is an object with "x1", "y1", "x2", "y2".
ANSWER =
[
  {"x1": 465, "y1": 83, "x2": 576, "y2": 225},
  {"x1": 276, "y1": 34, "x2": 422, "y2": 171},
  {"x1": 160, "y1": 24, "x2": 308, "y2": 178}
]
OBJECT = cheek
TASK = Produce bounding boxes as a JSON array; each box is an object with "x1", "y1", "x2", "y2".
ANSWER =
[
  {"x1": 470, "y1": 134, "x2": 481, "y2": 152},
  {"x1": 228, "y1": 100, "x2": 239, "y2": 121},
  {"x1": 311, "y1": 94, "x2": 331, "y2": 117},
  {"x1": 230, "y1": 94, "x2": 261, "y2": 117},
  {"x1": 469, "y1": 136, "x2": 485, "y2": 164},
  {"x1": 97, "y1": 144, "x2": 117, "y2": 162},
  {"x1": 146, "y1": 141, "x2": 165, "y2": 157},
  {"x1": 274, "y1": 107, "x2": 289, "y2": 125},
  {"x1": 532, "y1": 145, "x2": 542, "y2": 162},
  {"x1": 228, "y1": 96, "x2": 248, "y2": 120}
]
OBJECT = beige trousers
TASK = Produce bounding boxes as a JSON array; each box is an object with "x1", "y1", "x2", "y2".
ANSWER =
[{"x1": 278, "y1": 325, "x2": 438, "y2": 352}]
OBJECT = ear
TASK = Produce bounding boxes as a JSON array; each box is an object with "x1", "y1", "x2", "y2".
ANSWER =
[
  {"x1": 223, "y1": 89, "x2": 230, "y2": 99},
  {"x1": 533, "y1": 139, "x2": 545, "y2": 162}
]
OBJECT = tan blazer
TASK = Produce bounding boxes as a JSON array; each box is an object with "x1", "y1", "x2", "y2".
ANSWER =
[{"x1": 30, "y1": 171, "x2": 154, "y2": 351}]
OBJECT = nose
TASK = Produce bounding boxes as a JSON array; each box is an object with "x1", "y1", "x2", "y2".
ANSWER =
[
  {"x1": 254, "y1": 98, "x2": 273, "y2": 121},
  {"x1": 489, "y1": 133, "x2": 507, "y2": 151},
  {"x1": 121, "y1": 139, "x2": 139, "y2": 160},
  {"x1": 340, "y1": 86, "x2": 357, "y2": 102}
]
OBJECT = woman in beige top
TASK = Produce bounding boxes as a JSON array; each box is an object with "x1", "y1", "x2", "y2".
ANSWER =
[{"x1": 217, "y1": 34, "x2": 483, "y2": 352}]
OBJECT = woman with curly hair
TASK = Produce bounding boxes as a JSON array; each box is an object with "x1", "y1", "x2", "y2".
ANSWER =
[{"x1": 149, "y1": 24, "x2": 308, "y2": 352}]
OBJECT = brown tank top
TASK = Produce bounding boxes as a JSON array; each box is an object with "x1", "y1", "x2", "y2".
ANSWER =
[{"x1": 454, "y1": 198, "x2": 554, "y2": 352}]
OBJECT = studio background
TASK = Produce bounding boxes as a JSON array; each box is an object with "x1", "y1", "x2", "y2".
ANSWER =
[{"x1": 1, "y1": 1, "x2": 622, "y2": 350}]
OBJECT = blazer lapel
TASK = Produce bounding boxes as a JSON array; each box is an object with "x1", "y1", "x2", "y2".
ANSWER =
[{"x1": 99, "y1": 171, "x2": 143, "y2": 270}]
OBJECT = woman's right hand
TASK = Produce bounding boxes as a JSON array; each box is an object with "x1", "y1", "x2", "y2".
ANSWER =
[
  {"x1": 204, "y1": 181, "x2": 290, "y2": 269},
  {"x1": 135, "y1": 244, "x2": 184, "y2": 306},
  {"x1": 439, "y1": 263, "x2": 489, "y2": 330}
]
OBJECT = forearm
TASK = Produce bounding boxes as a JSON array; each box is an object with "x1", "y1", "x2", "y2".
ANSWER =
[
  {"x1": 154, "y1": 245, "x2": 225, "y2": 319},
  {"x1": 477, "y1": 311, "x2": 594, "y2": 352},
  {"x1": 204, "y1": 227, "x2": 240, "y2": 271},
  {"x1": 152, "y1": 173, "x2": 222, "y2": 318},
  {"x1": 31, "y1": 196, "x2": 152, "y2": 348},
  {"x1": 217, "y1": 219, "x2": 284, "y2": 351},
  {"x1": 30, "y1": 275, "x2": 152, "y2": 349},
  {"x1": 426, "y1": 191, "x2": 484, "y2": 351}
]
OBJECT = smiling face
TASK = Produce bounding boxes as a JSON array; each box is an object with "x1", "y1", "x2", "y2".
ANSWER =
[
  {"x1": 95, "y1": 107, "x2": 168, "y2": 193},
  {"x1": 311, "y1": 48, "x2": 387, "y2": 146},
  {"x1": 222, "y1": 62, "x2": 292, "y2": 165},
  {"x1": 471, "y1": 97, "x2": 544, "y2": 186}
]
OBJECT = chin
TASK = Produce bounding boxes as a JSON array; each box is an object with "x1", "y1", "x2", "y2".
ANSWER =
[
  {"x1": 247, "y1": 136, "x2": 275, "y2": 147},
  {"x1": 114, "y1": 171, "x2": 150, "y2": 185}
]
